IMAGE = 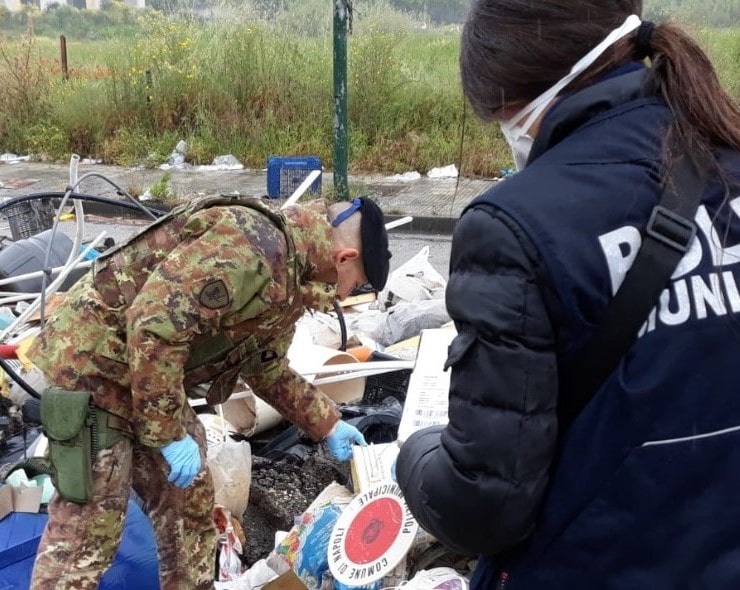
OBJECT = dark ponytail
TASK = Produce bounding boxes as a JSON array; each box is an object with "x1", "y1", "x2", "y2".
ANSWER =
[
  {"x1": 460, "y1": 0, "x2": 740, "y2": 157},
  {"x1": 646, "y1": 22, "x2": 740, "y2": 154}
]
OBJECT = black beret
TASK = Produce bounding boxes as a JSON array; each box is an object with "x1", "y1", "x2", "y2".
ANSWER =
[{"x1": 359, "y1": 197, "x2": 391, "y2": 291}]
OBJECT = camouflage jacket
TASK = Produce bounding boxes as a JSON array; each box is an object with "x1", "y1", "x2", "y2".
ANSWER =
[{"x1": 28, "y1": 196, "x2": 342, "y2": 447}]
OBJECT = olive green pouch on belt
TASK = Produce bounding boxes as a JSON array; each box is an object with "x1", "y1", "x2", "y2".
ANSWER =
[{"x1": 40, "y1": 388, "x2": 93, "y2": 503}]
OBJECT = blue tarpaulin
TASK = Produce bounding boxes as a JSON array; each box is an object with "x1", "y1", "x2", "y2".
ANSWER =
[{"x1": 0, "y1": 499, "x2": 159, "y2": 590}]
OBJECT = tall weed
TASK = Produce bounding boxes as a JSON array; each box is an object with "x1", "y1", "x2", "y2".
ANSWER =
[
  {"x1": 0, "y1": 9, "x2": 737, "y2": 175},
  {"x1": 0, "y1": 23, "x2": 53, "y2": 153}
]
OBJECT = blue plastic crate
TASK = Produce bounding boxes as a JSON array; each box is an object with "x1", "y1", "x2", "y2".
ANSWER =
[{"x1": 267, "y1": 156, "x2": 322, "y2": 199}]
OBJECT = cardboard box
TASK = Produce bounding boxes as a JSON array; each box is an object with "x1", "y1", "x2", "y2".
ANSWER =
[
  {"x1": 0, "y1": 484, "x2": 43, "y2": 521},
  {"x1": 397, "y1": 327, "x2": 456, "y2": 444},
  {"x1": 263, "y1": 570, "x2": 308, "y2": 590},
  {"x1": 337, "y1": 291, "x2": 376, "y2": 308}
]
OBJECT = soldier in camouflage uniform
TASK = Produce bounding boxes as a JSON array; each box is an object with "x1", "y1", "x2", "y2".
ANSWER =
[{"x1": 27, "y1": 195, "x2": 391, "y2": 590}]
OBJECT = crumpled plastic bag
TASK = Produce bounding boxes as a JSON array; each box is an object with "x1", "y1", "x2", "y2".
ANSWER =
[
  {"x1": 214, "y1": 556, "x2": 285, "y2": 589},
  {"x1": 348, "y1": 299, "x2": 450, "y2": 348},
  {"x1": 207, "y1": 433, "x2": 252, "y2": 521},
  {"x1": 380, "y1": 246, "x2": 446, "y2": 308},
  {"x1": 342, "y1": 397, "x2": 404, "y2": 444},
  {"x1": 404, "y1": 567, "x2": 469, "y2": 590},
  {"x1": 427, "y1": 164, "x2": 458, "y2": 179},
  {"x1": 198, "y1": 155, "x2": 245, "y2": 171},
  {"x1": 214, "y1": 506, "x2": 245, "y2": 581}
]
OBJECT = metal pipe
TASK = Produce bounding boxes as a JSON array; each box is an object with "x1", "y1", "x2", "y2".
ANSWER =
[
  {"x1": 333, "y1": 0, "x2": 350, "y2": 200},
  {"x1": 385, "y1": 216, "x2": 414, "y2": 230},
  {"x1": 0, "y1": 233, "x2": 106, "y2": 340},
  {"x1": 298, "y1": 360, "x2": 415, "y2": 375},
  {"x1": 313, "y1": 367, "x2": 409, "y2": 386},
  {"x1": 60, "y1": 35, "x2": 68, "y2": 81},
  {"x1": 281, "y1": 169, "x2": 322, "y2": 210},
  {"x1": 0, "y1": 260, "x2": 93, "y2": 288}
]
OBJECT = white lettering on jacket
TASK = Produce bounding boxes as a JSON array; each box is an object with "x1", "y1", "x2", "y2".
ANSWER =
[{"x1": 598, "y1": 196, "x2": 740, "y2": 336}]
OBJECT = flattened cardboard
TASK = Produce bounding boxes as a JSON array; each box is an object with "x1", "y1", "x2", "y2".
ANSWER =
[
  {"x1": 0, "y1": 483, "x2": 43, "y2": 521},
  {"x1": 27, "y1": 293, "x2": 66, "y2": 322},
  {"x1": 13, "y1": 484, "x2": 43, "y2": 513},
  {"x1": 0, "y1": 486, "x2": 13, "y2": 521},
  {"x1": 337, "y1": 292, "x2": 377, "y2": 308},
  {"x1": 263, "y1": 569, "x2": 308, "y2": 590}
]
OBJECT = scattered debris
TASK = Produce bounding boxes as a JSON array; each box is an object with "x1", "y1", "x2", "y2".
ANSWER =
[
  {"x1": 160, "y1": 139, "x2": 190, "y2": 170},
  {"x1": 0, "y1": 154, "x2": 31, "y2": 164},
  {"x1": 381, "y1": 246, "x2": 447, "y2": 306},
  {"x1": 198, "y1": 155, "x2": 245, "y2": 171},
  {"x1": 426, "y1": 164, "x2": 458, "y2": 179},
  {"x1": 0, "y1": 166, "x2": 472, "y2": 589},
  {"x1": 243, "y1": 453, "x2": 350, "y2": 565},
  {"x1": 0, "y1": 179, "x2": 40, "y2": 190},
  {"x1": 385, "y1": 171, "x2": 421, "y2": 181}
]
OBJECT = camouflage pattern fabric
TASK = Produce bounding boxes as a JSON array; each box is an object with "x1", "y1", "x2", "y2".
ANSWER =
[
  {"x1": 31, "y1": 405, "x2": 215, "y2": 590},
  {"x1": 28, "y1": 196, "x2": 342, "y2": 447},
  {"x1": 27, "y1": 196, "x2": 345, "y2": 588}
]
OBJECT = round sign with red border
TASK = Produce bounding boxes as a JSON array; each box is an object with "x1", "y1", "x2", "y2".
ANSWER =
[{"x1": 328, "y1": 482, "x2": 419, "y2": 586}]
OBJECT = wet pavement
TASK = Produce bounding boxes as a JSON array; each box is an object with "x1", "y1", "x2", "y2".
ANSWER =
[{"x1": 0, "y1": 161, "x2": 499, "y2": 232}]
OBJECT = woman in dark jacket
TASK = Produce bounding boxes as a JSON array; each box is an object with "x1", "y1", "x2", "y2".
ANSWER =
[{"x1": 397, "y1": 1, "x2": 740, "y2": 588}]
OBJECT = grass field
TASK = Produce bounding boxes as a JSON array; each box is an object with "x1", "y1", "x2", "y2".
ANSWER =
[{"x1": 1, "y1": 6, "x2": 738, "y2": 177}]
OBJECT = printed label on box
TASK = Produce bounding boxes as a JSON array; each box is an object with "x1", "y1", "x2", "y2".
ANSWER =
[{"x1": 397, "y1": 327, "x2": 456, "y2": 444}]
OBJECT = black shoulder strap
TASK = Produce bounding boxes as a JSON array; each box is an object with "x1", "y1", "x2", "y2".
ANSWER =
[{"x1": 560, "y1": 145, "x2": 710, "y2": 426}]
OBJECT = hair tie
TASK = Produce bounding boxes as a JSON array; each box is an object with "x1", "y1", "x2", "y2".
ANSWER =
[{"x1": 634, "y1": 20, "x2": 655, "y2": 60}]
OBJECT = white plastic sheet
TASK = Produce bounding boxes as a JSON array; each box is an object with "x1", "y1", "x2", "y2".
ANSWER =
[
  {"x1": 204, "y1": 416, "x2": 252, "y2": 521},
  {"x1": 404, "y1": 568, "x2": 469, "y2": 590},
  {"x1": 381, "y1": 246, "x2": 447, "y2": 307}
]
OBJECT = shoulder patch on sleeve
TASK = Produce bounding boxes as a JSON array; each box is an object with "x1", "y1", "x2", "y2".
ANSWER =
[
  {"x1": 199, "y1": 279, "x2": 230, "y2": 309},
  {"x1": 260, "y1": 350, "x2": 278, "y2": 363}
]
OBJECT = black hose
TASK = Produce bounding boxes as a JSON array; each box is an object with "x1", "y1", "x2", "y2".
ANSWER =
[
  {"x1": 333, "y1": 299, "x2": 348, "y2": 351},
  {"x1": 0, "y1": 191, "x2": 166, "y2": 326},
  {"x1": 0, "y1": 191, "x2": 164, "y2": 399},
  {"x1": 0, "y1": 356, "x2": 42, "y2": 399},
  {"x1": 0, "y1": 192, "x2": 168, "y2": 218}
]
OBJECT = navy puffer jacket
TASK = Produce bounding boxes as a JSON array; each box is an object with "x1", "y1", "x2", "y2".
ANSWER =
[{"x1": 398, "y1": 67, "x2": 740, "y2": 589}]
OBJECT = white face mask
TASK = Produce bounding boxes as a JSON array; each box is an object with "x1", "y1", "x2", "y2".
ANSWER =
[{"x1": 499, "y1": 14, "x2": 642, "y2": 171}]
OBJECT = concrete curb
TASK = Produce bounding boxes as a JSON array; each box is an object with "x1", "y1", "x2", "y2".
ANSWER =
[{"x1": 384, "y1": 215, "x2": 457, "y2": 235}]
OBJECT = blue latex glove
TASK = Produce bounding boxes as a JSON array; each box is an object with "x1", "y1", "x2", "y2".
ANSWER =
[
  {"x1": 160, "y1": 434, "x2": 201, "y2": 488},
  {"x1": 391, "y1": 458, "x2": 397, "y2": 482},
  {"x1": 325, "y1": 421, "x2": 367, "y2": 462}
]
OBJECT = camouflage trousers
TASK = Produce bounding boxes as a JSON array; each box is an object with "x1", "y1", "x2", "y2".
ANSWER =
[{"x1": 31, "y1": 405, "x2": 217, "y2": 590}]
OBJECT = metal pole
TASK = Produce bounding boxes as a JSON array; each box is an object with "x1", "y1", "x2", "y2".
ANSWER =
[
  {"x1": 332, "y1": 0, "x2": 349, "y2": 200},
  {"x1": 59, "y1": 35, "x2": 68, "y2": 81}
]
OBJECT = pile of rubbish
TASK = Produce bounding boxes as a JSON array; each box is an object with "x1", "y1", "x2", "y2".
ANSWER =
[{"x1": 0, "y1": 158, "x2": 471, "y2": 590}]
